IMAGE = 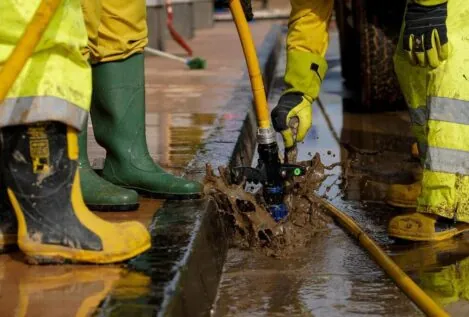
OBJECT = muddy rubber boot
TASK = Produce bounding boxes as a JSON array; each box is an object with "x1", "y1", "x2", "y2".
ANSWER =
[
  {"x1": 386, "y1": 182, "x2": 421, "y2": 208},
  {"x1": 77, "y1": 124, "x2": 139, "y2": 211},
  {"x1": 1, "y1": 122, "x2": 151, "y2": 264},
  {"x1": 90, "y1": 53, "x2": 202, "y2": 200},
  {"x1": 388, "y1": 212, "x2": 469, "y2": 241}
]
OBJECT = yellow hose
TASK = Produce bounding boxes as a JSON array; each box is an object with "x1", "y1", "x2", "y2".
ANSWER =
[
  {"x1": 230, "y1": 2, "x2": 446, "y2": 315},
  {"x1": 314, "y1": 193, "x2": 449, "y2": 317},
  {"x1": 0, "y1": 0, "x2": 62, "y2": 103},
  {"x1": 229, "y1": 0, "x2": 271, "y2": 129}
]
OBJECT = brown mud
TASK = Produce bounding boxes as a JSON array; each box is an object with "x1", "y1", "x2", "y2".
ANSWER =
[{"x1": 203, "y1": 153, "x2": 341, "y2": 258}]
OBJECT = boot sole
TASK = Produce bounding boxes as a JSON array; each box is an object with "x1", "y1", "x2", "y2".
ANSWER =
[
  {"x1": 385, "y1": 199, "x2": 417, "y2": 209},
  {"x1": 20, "y1": 238, "x2": 151, "y2": 265},
  {"x1": 86, "y1": 203, "x2": 140, "y2": 212},
  {"x1": 134, "y1": 189, "x2": 201, "y2": 200},
  {"x1": 0, "y1": 235, "x2": 18, "y2": 254},
  {"x1": 389, "y1": 224, "x2": 469, "y2": 241}
]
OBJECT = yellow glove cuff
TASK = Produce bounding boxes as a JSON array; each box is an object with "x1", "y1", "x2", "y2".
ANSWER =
[
  {"x1": 284, "y1": 50, "x2": 328, "y2": 100},
  {"x1": 412, "y1": 0, "x2": 447, "y2": 6}
]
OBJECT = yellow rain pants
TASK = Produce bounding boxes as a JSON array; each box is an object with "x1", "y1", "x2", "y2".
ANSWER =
[
  {"x1": 81, "y1": 0, "x2": 148, "y2": 64},
  {"x1": 394, "y1": 0, "x2": 469, "y2": 223},
  {"x1": 284, "y1": 0, "x2": 333, "y2": 98},
  {"x1": 0, "y1": 0, "x2": 91, "y2": 130}
]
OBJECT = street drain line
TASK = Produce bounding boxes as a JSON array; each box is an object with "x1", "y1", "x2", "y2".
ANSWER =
[
  {"x1": 316, "y1": 194, "x2": 449, "y2": 317},
  {"x1": 315, "y1": 97, "x2": 446, "y2": 316}
]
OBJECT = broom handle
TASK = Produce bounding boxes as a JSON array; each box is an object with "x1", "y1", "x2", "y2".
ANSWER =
[
  {"x1": 165, "y1": 0, "x2": 193, "y2": 56},
  {"x1": 144, "y1": 47, "x2": 187, "y2": 64}
]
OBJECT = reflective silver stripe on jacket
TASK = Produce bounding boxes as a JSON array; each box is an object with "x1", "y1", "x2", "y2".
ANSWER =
[
  {"x1": 428, "y1": 96, "x2": 469, "y2": 125},
  {"x1": 425, "y1": 146, "x2": 469, "y2": 175},
  {"x1": 0, "y1": 96, "x2": 87, "y2": 130}
]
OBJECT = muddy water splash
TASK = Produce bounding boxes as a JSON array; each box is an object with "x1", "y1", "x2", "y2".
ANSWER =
[{"x1": 203, "y1": 153, "x2": 340, "y2": 258}]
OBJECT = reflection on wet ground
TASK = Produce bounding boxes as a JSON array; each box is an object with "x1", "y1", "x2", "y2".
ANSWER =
[
  {"x1": 0, "y1": 259, "x2": 151, "y2": 317},
  {"x1": 215, "y1": 29, "x2": 469, "y2": 316}
]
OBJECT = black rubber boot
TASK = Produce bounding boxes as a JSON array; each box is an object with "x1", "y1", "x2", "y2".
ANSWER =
[{"x1": 1, "y1": 122, "x2": 150, "y2": 264}]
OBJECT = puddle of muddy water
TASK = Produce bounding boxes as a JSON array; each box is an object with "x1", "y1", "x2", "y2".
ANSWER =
[{"x1": 214, "y1": 228, "x2": 423, "y2": 317}]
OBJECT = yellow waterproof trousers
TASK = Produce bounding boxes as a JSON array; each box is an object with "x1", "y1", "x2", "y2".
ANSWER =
[
  {"x1": 284, "y1": 0, "x2": 333, "y2": 98},
  {"x1": 394, "y1": 0, "x2": 469, "y2": 222},
  {"x1": 0, "y1": 0, "x2": 91, "y2": 130},
  {"x1": 81, "y1": 0, "x2": 148, "y2": 64}
]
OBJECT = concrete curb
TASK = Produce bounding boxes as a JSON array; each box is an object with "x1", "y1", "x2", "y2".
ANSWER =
[{"x1": 95, "y1": 24, "x2": 283, "y2": 317}]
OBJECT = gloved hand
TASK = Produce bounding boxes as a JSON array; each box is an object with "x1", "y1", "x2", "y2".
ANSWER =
[
  {"x1": 271, "y1": 92, "x2": 312, "y2": 149},
  {"x1": 403, "y1": 0, "x2": 449, "y2": 68},
  {"x1": 271, "y1": 51, "x2": 327, "y2": 149}
]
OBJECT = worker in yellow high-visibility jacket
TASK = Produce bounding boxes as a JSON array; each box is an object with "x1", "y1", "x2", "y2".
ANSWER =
[
  {"x1": 387, "y1": 0, "x2": 469, "y2": 241},
  {"x1": 272, "y1": 0, "x2": 469, "y2": 241},
  {"x1": 0, "y1": 0, "x2": 150, "y2": 264}
]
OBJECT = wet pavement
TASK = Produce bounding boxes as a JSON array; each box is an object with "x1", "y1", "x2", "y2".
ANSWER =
[
  {"x1": 0, "y1": 21, "x2": 279, "y2": 316},
  {"x1": 214, "y1": 25, "x2": 469, "y2": 316}
]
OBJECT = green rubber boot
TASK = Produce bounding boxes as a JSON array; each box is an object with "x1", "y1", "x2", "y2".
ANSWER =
[
  {"x1": 90, "y1": 53, "x2": 202, "y2": 200},
  {"x1": 78, "y1": 122, "x2": 139, "y2": 211}
]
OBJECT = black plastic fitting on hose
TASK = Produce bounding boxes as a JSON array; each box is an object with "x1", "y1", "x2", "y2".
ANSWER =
[
  {"x1": 221, "y1": 0, "x2": 254, "y2": 21},
  {"x1": 241, "y1": 0, "x2": 254, "y2": 21}
]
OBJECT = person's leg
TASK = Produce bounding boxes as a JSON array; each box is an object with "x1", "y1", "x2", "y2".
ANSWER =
[
  {"x1": 271, "y1": 0, "x2": 333, "y2": 148},
  {"x1": 0, "y1": 0, "x2": 150, "y2": 262},
  {"x1": 385, "y1": 4, "x2": 428, "y2": 209},
  {"x1": 389, "y1": 0, "x2": 469, "y2": 241},
  {"x1": 79, "y1": 0, "x2": 140, "y2": 211},
  {"x1": 89, "y1": 0, "x2": 201, "y2": 199}
]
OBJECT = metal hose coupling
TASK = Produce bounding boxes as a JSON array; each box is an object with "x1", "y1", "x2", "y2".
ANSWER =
[{"x1": 257, "y1": 127, "x2": 276, "y2": 145}]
